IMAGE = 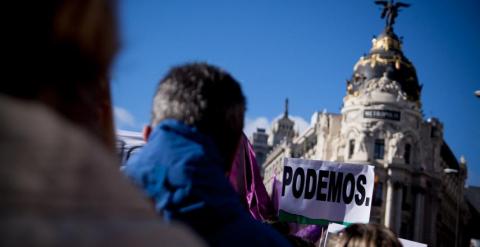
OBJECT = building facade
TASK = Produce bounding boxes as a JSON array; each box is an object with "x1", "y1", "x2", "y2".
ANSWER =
[{"x1": 254, "y1": 15, "x2": 469, "y2": 247}]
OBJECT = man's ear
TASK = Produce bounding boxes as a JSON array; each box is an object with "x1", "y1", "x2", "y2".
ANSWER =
[{"x1": 142, "y1": 125, "x2": 152, "y2": 142}]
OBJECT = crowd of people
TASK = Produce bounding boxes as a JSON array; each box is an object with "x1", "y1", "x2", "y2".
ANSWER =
[{"x1": 1, "y1": 0, "x2": 405, "y2": 246}]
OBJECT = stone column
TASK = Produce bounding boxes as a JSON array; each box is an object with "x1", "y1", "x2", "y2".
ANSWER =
[
  {"x1": 384, "y1": 176, "x2": 394, "y2": 229},
  {"x1": 394, "y1": 185, "x2": 403, "y2": 233},
  {"x1": 315, "y1": 131, "x2": 326, "y2": 160},
  {"x1": 413, "y1": 191, "x2": 425, "y2": 241}
]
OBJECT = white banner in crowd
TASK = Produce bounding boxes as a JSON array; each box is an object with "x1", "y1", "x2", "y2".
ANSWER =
[{"x1": 279, "y1": 158, "x2": 374, "y2": 225}]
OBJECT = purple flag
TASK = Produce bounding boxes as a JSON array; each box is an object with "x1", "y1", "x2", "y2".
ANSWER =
[{"x1": 229, "y1": 134, "x2": 275, "y2": 221}]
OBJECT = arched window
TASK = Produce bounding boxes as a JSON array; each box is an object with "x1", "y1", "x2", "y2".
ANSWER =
[
  {"x1": 404, "y1": 143, "x2": 411, "y2": 164},
  {"x1": 348, "y1": 139, "x2": 355, "y2": 159},
  {"x1": 374, "y1": 139, "x2": 385, "y2": 159}
]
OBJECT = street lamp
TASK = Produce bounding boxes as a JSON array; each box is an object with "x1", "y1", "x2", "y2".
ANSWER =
[
  {"x1": 475, "y1": 90, "x2": 480, "y2": 98},
  {"x1": 443, "y1": 168, "x2": 460, "y2": 247}
]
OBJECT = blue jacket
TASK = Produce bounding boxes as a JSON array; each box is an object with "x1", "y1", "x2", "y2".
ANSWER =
[{"x1": 123, "y1": 120, "x2": 291, "y2": 247}]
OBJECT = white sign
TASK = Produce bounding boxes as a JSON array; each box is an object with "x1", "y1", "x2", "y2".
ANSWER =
[
  {"x1": 327, "y1": 223, "x2": 346, "y2": 233},
  {"x1": 279, "y1": 158, "x2": 374, "y2": 225},
  {"x1": 399, "y1": 238, "x2": 428, "y2": 247}
]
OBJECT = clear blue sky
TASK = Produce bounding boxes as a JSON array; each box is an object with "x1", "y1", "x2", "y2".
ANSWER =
[{"x1": 111, "y1": 0, "x2": 480, "y2": 186}]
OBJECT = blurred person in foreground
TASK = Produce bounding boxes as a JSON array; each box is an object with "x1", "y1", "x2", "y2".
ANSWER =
[
  {"x1": 122, "y1": 63, "x2": 292, "y2": 247},
  {"x1": 0, "y1": 0, "x2": 203, "y2": 246},
  {"x1": 326, "y1": 223, "x2": 402, "y2": 247}
]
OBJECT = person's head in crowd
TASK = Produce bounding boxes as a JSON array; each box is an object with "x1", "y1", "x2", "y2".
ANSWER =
[
  {"x1": 146, "y1": 63, "x2": 246, "y2": 169},
  {"x1": 2, "y1": 0, "x2": 118, "y2": 148},
  {"x1": 123, "y1": 63, "x2": 291, "y2": 247},
  {"x1": 329, "y1": 223, "x2": 402, "y2": 247}
]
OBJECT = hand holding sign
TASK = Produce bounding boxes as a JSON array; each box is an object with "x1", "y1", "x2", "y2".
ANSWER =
[{"x1": 279, "y1": 158, "x2": 374, "y2": 225}]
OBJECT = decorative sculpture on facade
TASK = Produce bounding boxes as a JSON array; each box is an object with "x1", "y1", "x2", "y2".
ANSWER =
[
  {"x1": 353, "y1": 131, "x2": 371, "y2": 161},
  {"x1": 319, "y1": 113, "x2": 329, "y2": 133},
  {"x1": 364, "y1": 74, "x2": 407, "y2": 101},
  {"x1": 388, "y1": 132, "x2": 404, "y2": 163},
  {"x1": 375, "y1": 0, "x2": 410, "y2": 31}
]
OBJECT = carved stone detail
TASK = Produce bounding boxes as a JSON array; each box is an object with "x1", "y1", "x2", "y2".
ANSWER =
[
  {"x1": 364, "y1": 75, "x2": 407, "y2": 100},
  {"x1": 388, "y1": 132, "x2": 404, "y2": 163}
]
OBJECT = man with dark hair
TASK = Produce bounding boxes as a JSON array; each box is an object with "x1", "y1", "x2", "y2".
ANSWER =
[
  {"x1": 123, "y1": 63, "x2": 291, "y2": 247},
  {"x1": 149, "y1": 63, "x2": 246, "y2": 170}
]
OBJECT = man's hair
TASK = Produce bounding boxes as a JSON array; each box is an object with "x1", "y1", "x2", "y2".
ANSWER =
[
  {"x1": 330, "y1": 223, "x2": 402, "y2": 247},
  {"x1": 2, "y1": 0, "x2": 118, "y2": 148},
  {"x1": 152, "y1": 63, "x2": 246, "y2": 168}
]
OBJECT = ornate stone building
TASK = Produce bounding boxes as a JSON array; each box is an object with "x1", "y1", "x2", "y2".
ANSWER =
[{"x1": 254, "y1": 6, "x2": 469, "y2": 246}]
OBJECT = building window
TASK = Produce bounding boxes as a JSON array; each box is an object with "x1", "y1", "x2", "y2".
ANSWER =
[
  {"x1": 374, "y1": 139, "x2": 385, "y2": 159},
  {"x1": 404, "y1": 144, "x2": 411, "y2": 164},
  {"x1": 348, "y1": 139, "x2": 355, "y2": 159}
]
